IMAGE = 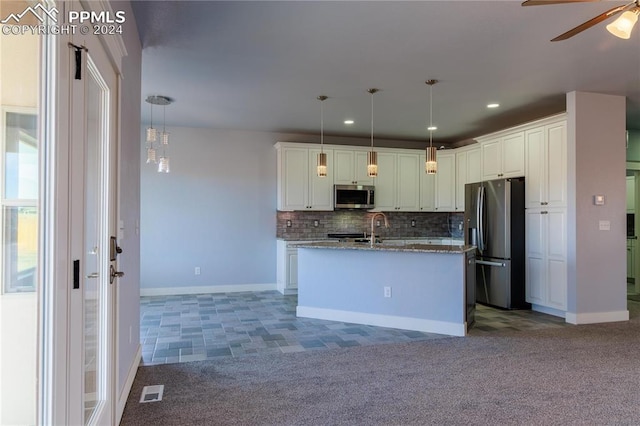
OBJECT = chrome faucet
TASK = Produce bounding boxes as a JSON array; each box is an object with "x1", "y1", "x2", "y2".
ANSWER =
[{"x1": 370, "y1": 212, "x2": 390, "y2": 247}]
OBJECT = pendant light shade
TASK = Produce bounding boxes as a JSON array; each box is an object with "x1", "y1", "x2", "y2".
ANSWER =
[
  {"x1": 425, "y1": 80, "x2": 438, "y2": 175},
  {"x1": 606, "y1": 9, "x2": 639, "y2": 39},
  {"x1": 317, "y1": 95, "x2": 328, "y2": 177},
  {"x1": 367, "y1": 88, "x2": 379, "y2": 178},
  {"x1": 146, "y1": 127, "x2": 157, "y2": 143},
  {"x1": 425, "y1": 146, "x2": 437, "y2": 174},
  {"x1": 367, "y1": 151, "x2": 378, "y2": 177},
  {"x1": 145, "y1": 95, "x2": 173, "y2": 173},
  {"x1": 317, "y1": 152, "x2": 327, "y2": 177},
  {"x1": 146, "y1": 147, "x2": 157, "y2": 164}
]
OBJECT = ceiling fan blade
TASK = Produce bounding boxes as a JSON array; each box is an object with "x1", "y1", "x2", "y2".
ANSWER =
[
  {"x1": 523, "y1": 0, "x2": 601, "y2": 6},
  {"x1": 550, "y1": 3, "x2": 630, "y2": 41}
]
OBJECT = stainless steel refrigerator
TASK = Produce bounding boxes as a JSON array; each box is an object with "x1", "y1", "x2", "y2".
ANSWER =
[{"x1": 464, "y1": 177, "x2": 529, "y2": 309}]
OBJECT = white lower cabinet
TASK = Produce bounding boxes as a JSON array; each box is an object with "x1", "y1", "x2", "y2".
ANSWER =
[
  {"x1": 525, "y1": 208, "x2": 567, "y2": 312},
  {"x1": 276, "y1": 240, "x2": 299, "y2": 294}
]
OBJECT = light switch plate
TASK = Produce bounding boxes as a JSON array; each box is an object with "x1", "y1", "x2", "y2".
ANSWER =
[
  {"x1": 599, "y1": 220, "x2": 611, "y2": 231},
  {"x1": 594, "y1": 195, "x2": 605, "y2": 206}
]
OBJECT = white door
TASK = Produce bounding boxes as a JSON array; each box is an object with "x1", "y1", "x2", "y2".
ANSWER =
[{"x1": 69, "y1": 32, "x2": 118, "y2": 425}]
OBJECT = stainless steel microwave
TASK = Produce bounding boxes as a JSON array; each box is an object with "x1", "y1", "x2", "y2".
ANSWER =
[{"x1": 334, "y1": 185, "x2": 375, "y2": 210}]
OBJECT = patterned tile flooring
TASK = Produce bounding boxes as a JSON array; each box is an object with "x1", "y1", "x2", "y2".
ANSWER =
[{"x1": 140, "y1": 291, "x2": 572, "y2": 366}]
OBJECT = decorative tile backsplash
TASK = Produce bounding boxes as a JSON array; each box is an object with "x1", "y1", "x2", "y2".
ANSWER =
[{"x1": 277, "y1": 210, "x2": 464, "y2": 241}]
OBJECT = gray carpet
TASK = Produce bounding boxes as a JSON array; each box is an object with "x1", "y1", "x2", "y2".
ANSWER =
[{"x1": 121, "y1": 302, "x2": 640, "y2": 425}]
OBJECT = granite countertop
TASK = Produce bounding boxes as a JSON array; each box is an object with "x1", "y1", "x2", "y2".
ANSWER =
[
  {"x1": 278, "y1": 236, "x2": 464, "y2": 243},
  {"x1": 291, "y1": 241, "x2": 475, "y2": 254}
]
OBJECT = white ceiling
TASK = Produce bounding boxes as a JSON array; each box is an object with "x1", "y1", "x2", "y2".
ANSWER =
[{"x1": 131, "y1": 0, "x2": 640, "y2": 145}]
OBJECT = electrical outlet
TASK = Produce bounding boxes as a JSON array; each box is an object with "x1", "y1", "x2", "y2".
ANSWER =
[
  {"x1": 286, "y1": 219, "x2": 292, "y2": 227},
  {"x1": 411, "y1": 220, "x2": 416, "y2": 227},
  {"x1": 195, "y1": 266, "x2": 201, "y2": 275},
  {"x1": 313, "y1": 220, "x2": 319, "y2": 227},
  {"x1": 384, "y1": 286, "x2": 392, "y2": 298},
  {"x1": 376, "y1": 220, "x2": 381, "y2": 227},
  {"x1": 458, "y1": 223, "x2": 463, "y2": 231}
]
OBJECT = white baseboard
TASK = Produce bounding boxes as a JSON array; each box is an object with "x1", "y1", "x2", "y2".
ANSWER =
[
  {"x1": 531, "y1": 304, "x2": 566, "y2": 319},
  {"x1": 116, "y1": 344, "x2": 141, "y2": 425},
  {"x1": 297, "y1": 306, "x2": 466, "y2": 337},
  {"x1": 140, "y1": 283, "x2": 277, "y2": 297},
  {"x1": 565, "y1": 310, "x2": 629, "y2": 325}
]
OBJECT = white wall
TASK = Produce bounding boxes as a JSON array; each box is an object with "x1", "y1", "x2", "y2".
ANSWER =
[
  {"x1": 566, "y1": 91, "x2": 628, "y2": 323},
  {"x1": 113, "y1": 0, "x2": 142, "y2": 419},
  {"x1": 140, "y1": 128, "x2": 278, "y2": 292},
  {"x1": 0, "y1": 21, "x2": 38, "y2": 426}
]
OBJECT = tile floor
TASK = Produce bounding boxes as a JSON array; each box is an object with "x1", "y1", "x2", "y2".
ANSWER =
[{"x1": 140, "y1": 291, "x2": 571, "y2": 365}]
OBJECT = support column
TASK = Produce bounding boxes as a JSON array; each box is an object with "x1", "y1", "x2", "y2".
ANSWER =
[{"x1": 566, "y1": 91, "x2": 628, "y2": 324}]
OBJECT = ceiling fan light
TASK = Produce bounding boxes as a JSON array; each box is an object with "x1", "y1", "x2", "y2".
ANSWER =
[{"x1": 606, "y1": 10, "x2": 639, "y2": 39}]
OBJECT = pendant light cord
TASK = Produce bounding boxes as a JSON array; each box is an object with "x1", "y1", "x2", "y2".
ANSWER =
[
  {"x1": 429, "y1": 84, "x2": 433, "y2": 148},
  {"x1": 370, "y1": 90, "x2": 374, "y2": 151},
  {"x1": 320, "y1": 98, "x2": 324, "y2": 153}
]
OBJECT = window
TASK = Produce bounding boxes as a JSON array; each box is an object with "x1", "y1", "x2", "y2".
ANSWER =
[{"x1": 2, "y1": 109, "x2": 38, "y2": 293}]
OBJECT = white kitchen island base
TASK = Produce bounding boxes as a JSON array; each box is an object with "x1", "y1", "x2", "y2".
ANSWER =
[{"x1": 295, "y1": 243, "x2": 475, "y2": 337}]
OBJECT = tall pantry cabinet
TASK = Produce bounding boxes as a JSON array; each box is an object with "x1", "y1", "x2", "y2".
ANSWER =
[{"x1": 523, "y1": 117, "x2": 568, "y2": 314}]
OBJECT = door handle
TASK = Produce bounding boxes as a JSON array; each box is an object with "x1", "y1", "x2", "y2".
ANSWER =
[
  {"x1": 110, "y1": 264, "x2": 124, "y2": 284},
  {"x1": 476, "y1": 260, "x2": 506, "y2": 267}
]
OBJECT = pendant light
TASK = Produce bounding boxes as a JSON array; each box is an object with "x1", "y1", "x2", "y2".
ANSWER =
[
  {"x1": 425, "y1": 80, "x2": 438, "y2": 175},
  {"x1": 145, "y1": 95, "x2": 172, "y2": 172},
  {"x1": 158, "y1": 101, "x2": 171, "y2": 173},
  {"x1": 145, "y1": 97, "x2": 157, "y2": 164},
  {"x1": 606, "y1": 8, "x2": 639, "y2": 39},
  {"x1": 367, "y1": 88, "x2": 379, "y2": 178},
  {"x1": 317, "y1": 95, "x2": 328, "y2": 177}
]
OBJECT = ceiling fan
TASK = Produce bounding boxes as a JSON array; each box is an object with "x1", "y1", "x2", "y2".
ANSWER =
[{"x1": 522, "y1": 0, "x2": 640, "y2": 41}]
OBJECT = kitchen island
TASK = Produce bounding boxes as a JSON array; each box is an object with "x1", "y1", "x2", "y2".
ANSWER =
[{"x1": 294, "y1": 242, "x2": 476, "y2": 337}]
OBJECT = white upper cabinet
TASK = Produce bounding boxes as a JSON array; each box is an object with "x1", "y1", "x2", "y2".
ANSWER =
[
  {"x1": 481, "y1": 131, "x2": 525, "y2": 180},
  {"x1": 372, "y1": 152, "x2": 397, "y2": 211},
  {"x1": 525, "y1": 120, "x2": 567, "y2": 209},
  {"x1": 467, "y1": 147, "x2": 482, "y2": 184},
  {"x1": 455, "y1": 145, "x2": 481, "y2": 212},
  {"x1": 334, "y1": 149, "x2": 374, "y2": 185},
  {"x1": 435, "y1": 151, "x2": 456, "y2": 211},
  {"x1": 396, "y1": 153, "x2": 421, "y2": 211},
  {"x1": 276, "y1": 145, "x2": 334, "y2": 211},
  {"x1": 371, "y1": 152, "x2": 420, "y2": 212},
  {"x1": 419, "y1": 169, "x2": 436, "y2": 212}
]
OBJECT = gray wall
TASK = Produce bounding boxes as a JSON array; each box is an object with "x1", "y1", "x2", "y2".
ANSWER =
[
  {"x1": 139, "y1": 129, "x2": 443, "y2": 291},
  {"x1": 567, "y1": 91, "x2": 627, "y2": 320},
  {"x1": 114, "y1": 0, "x2": 142, "y2": 405},
  {"x1": 140, "y1": 128, "x2": 278, "y2": 289}
]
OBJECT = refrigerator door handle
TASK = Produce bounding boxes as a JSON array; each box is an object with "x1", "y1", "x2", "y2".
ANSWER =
[
  {"x1": 477, "y1": 186, "x2": 485, "y2": 253},
  {"x1": 476, "y1": 260, "x2": 506, "y2": 267}
]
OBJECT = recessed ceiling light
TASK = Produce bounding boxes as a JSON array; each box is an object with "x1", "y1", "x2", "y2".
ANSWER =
[
  {"x1": 344, "y1": 120, "x2": 354, "y2": 125},
  {"x1": 487, "y1": 103, "x2": 500, "y2": 108},
  {"x1": 427, "y1": 125, "x2": 437, "y2": 131}
]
